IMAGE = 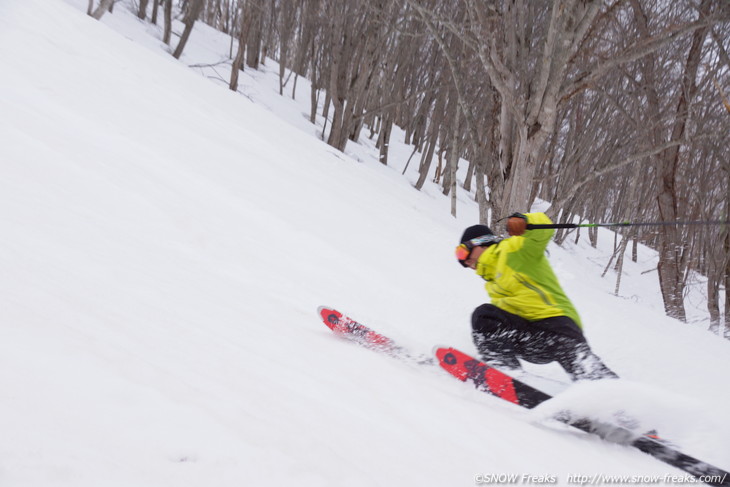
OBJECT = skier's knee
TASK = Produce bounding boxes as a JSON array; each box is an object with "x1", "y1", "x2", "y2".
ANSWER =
[{"x1": 471, "y1": 304, "x2": 507, "y2": 335}]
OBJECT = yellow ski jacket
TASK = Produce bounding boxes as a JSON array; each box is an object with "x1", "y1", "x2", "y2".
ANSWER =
[{"x1": 475, "y1": 212, "x2": 582, "y2": 327}]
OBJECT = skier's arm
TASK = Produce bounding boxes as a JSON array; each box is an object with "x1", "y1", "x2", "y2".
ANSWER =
[{"x1": 508, "y1": 212, "x2": 554, "y2": 257}]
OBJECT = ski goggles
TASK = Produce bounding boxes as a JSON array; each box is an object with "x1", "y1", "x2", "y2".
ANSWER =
[{"x1": 455, "y1": 235, "x2": 502, "y2": 267}]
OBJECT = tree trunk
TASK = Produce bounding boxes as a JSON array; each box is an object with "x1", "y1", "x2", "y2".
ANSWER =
[
  {"x1": 414, "y1": 94, "x2": 444, "y2": 190},
  {"x1": 151, "y1": 0, "x2": 160, "y2": 25},
  {"x1": 376, "y1": 117, "x2": 393, "y2": 166},
  {"x1": 655, "y1": 0, "x2": 712, "y2": 321},
  {"x1": 309, "y1": 45, "x2": 319, "y2": 123},
  {"x1": 162, "y1": 0, "x2": 173, "y2": 45},
  {"x1": 172, "y1": 0, "x2": 205, "y2": 59},
  {"x1": 414, "y1": 135, "x2": 437, "y2": 190},
  {"x1": 723, "y1": 229, "x2": 730, "y2": 340},
  {"x1": 475, "y1": 156, "x2": 489, "y2": 225},
  {"x1": 708, "y1": 273, "x2": 720, "y2": 334},
  {"x1": 589, "y1": 226, "x2": 598, "y2": 249},
  {"x1": 229, "y1": 35, "x2": 245, "y2": 91},
  {"x1": 449, "y1": 107, "x2": 460, "y2": 217},
  {"x1": 230, "y1": 1, "x2": 255, "y2": 91},
  {"x1": 90, "y1": 0, "x2": 114, "y2": 20},
  {"x1": 138, "y1": 0, "x2": 149, "y2": 20},
  {"x1": 245, "y1": 0, "x2": 264, "y2": 69},
  {"x1": 476, "y1": 0, "x2": 602, "y2": 214}
]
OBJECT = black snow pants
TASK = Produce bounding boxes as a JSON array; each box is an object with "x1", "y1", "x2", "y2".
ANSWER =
[{"x1": 471, "y1": 303, "x2": 618, "y2": 381}]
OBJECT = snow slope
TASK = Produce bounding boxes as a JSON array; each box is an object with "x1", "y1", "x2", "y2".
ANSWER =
[{"x1": 1, "y1": 1, "x2": 728, "y2": 485}]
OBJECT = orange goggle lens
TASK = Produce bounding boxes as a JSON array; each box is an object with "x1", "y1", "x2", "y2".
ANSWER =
[{"x1": 455, "y1": 244, "x2": 471, "y2": 262}]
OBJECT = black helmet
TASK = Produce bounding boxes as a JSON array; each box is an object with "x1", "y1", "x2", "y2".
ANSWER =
[
  {"x1": 456, "y1": 225, "x2": 502, "y2": 267},
  {"x1": 460, "y1": 224, "x2": 493, "y2": 243}
]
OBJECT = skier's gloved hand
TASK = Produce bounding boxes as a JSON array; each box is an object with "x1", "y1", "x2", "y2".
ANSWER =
[{"x1": 506, "y1": 213, "x2": 528, "y2": 236}]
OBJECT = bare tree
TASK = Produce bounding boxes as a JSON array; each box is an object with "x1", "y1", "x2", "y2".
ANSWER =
[
  {"x1": 126, "y1": 0, "x2": 730, "y2": 330},
  {"x1": 245, "y1": 0, "x2": 265, "y2": 68},
  {"x1": 277, "y1": 0, "x2": 298, "y2": 95},
  {"x1": 151, "y1": 0, "x2": 160, "y2": 25},
  {"x1": 138, "y1": 0, "x2": 150, "y2": 20},
  {"x1": 172, "y1": 0, "x2": 205, "y2": 59},
  {"x1": 162, "y1": 0, "x2": 172, "y2": 45},
  {"x1": 230, "y1": 0, "x2": 253, "y2": 92},
  {"x1": 89, "y1": 0, "x2": 114, "y2": 20}
]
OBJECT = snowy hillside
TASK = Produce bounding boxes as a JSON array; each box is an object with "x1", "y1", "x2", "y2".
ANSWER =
[{"x1": 1, "y1": 1, "x2": 729, "y2": 486}]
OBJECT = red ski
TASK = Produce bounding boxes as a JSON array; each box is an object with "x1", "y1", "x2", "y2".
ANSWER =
[
  {"x1": 434, "y1": 346, "x2": 551, "y2": 409},
  {"x1": 318, "y1": 306, "x2": 403, "y2": 355},
  {"x1": 317, "y1": 307, "x2": 730, "y2": 484},
  {"x1": 317, "y1": 306, "x2": 431, "y2": 363},
  {"x1": 435, "y1": 346, "x2": 730, "y2": 485}
]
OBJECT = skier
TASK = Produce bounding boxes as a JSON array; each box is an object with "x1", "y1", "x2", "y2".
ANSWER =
[{"x1": 455, "y1": 212, "x2": 618, "y2": 381}]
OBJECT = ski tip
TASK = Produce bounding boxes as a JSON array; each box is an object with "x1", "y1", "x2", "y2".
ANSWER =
[
  {"x1": 432, "y1": 344, "x2": 453, "y2": 355},
  {"x1": 318, "y1": 306, "x2": 343, "y2": 331},
  {"x1": 432, "y1": 345, "x2": 465, "y2": 365},
  {"x1": 317, "y1": 305, "x2": 339, "y2": 320}
]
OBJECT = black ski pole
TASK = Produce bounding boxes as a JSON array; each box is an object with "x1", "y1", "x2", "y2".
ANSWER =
[{"x1": 525, "y1": 220, "x2": 730, "y2": 230}]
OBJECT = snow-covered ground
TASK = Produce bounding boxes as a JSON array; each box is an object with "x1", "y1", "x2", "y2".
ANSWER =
[{"x1": 1, "y1": 1, "x2": 728, "y2": 485}]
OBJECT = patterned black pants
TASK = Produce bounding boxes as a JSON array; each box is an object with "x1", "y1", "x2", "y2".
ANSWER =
[{"x1": 471, "y1": 304, "x2": 618, "y2": 381}]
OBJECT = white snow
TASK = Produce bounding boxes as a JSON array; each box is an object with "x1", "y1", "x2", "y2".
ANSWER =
[{"x1": 1, "y1": 1, "x2": 728, "y2": 486}]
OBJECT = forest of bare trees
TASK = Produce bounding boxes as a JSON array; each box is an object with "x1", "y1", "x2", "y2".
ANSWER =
[{"x1": 89, "y1": 0, "x2": 729, "y2": 335}]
